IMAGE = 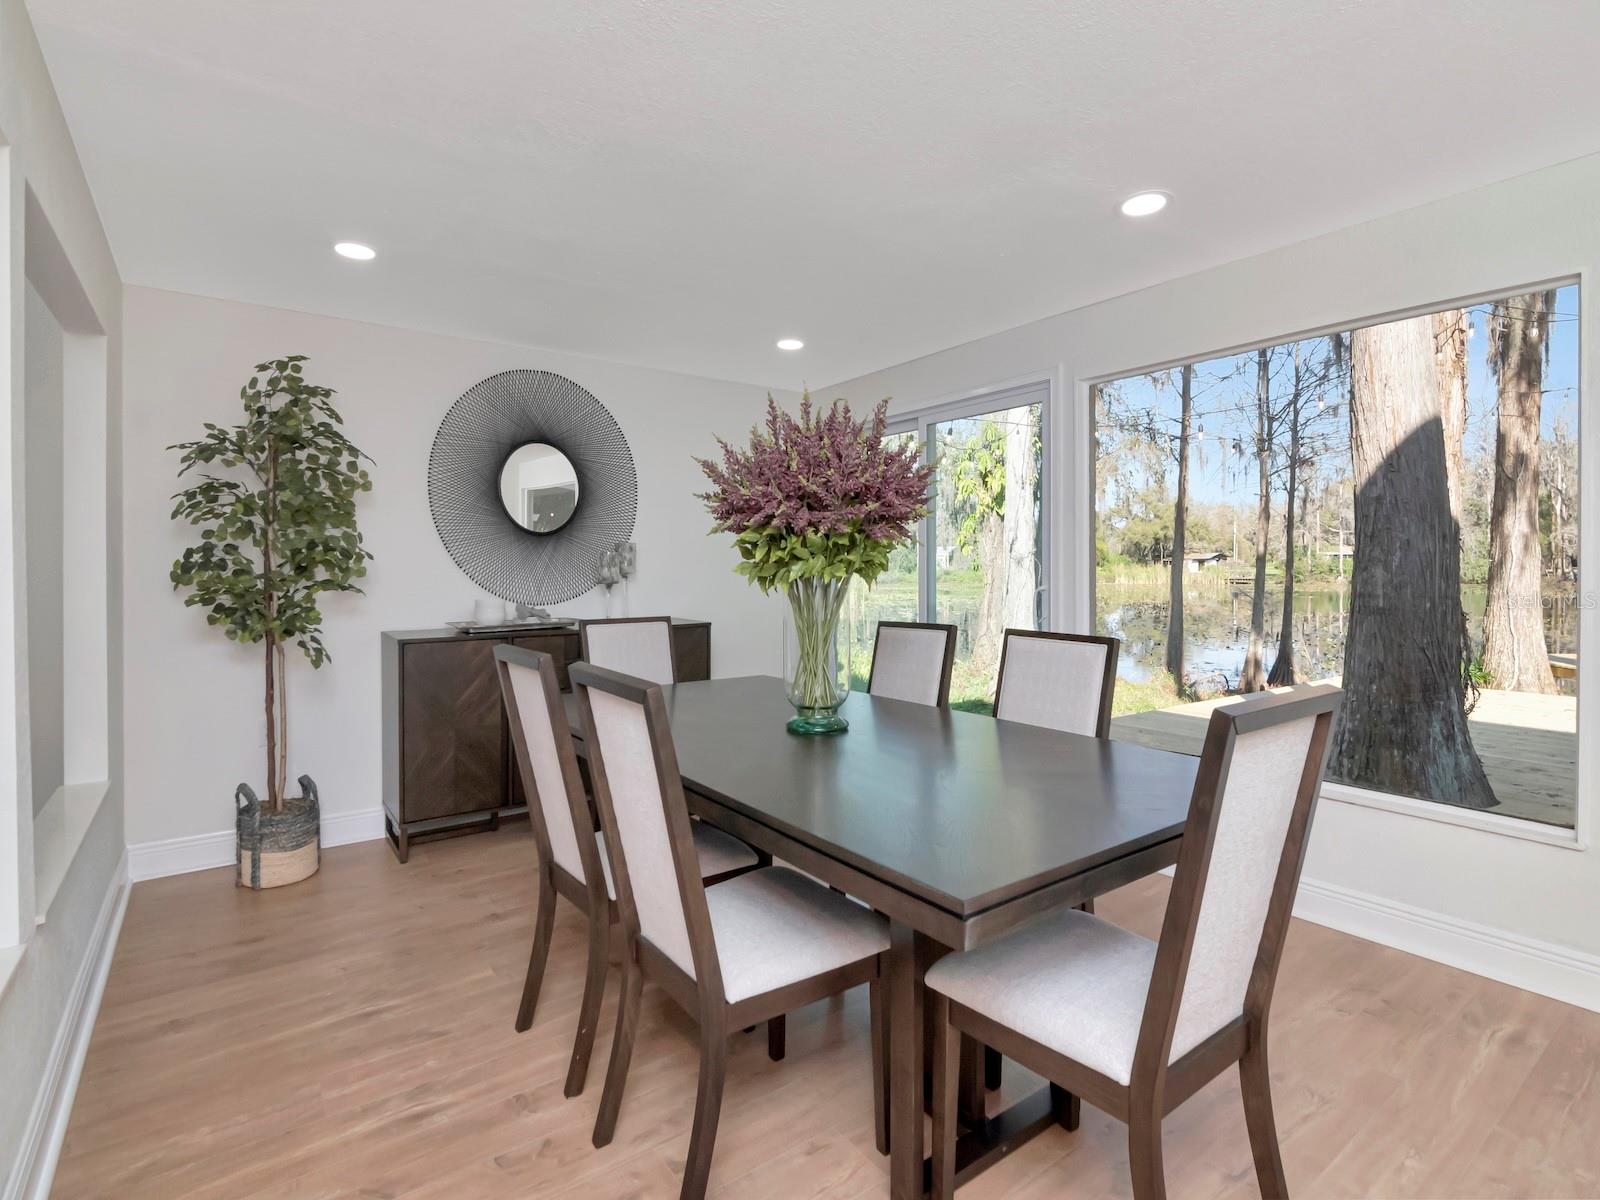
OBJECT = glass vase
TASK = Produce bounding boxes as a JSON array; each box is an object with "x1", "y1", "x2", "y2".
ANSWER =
[{"x1": 783, "y1": 576, "x2": 851, "y2": 735}]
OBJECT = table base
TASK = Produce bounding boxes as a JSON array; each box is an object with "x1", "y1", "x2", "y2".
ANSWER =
[{"x1": 919, "y1": 1086, "x2": 1061, "y2": 1195}]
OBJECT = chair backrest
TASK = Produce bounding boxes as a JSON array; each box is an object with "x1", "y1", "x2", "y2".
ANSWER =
[
  {"x1": 494, "y1": 645, "x2": 604, "y2": 901},
  {"x1": 993, "y1": 629, "x2": 1120, "y2": 737},
  {"x1": 580, "y1": 616, "x2": 676, "y2": 685},
  {"x1": 867, "y1": 621, "x2": 957, "y2": 707},
  {"x1": 1136, "y1": 683, "x2": 1341, "y2": 1079},
  {"x1": 570, "y1": 661, "x2": 724, "y2": 999}
]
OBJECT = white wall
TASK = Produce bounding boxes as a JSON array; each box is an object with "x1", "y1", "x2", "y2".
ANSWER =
[
  {"x1": 122, "y1": 286, "x2": 787, "y2": 849},
  {"x1": 824, "y1": 153, "x2": 1600, "y2": 1005},
  {"x1": 0, "y1": 0, "x2": 124, "y2": 1188},
  {"x1": 23, "y1": 280, "x2": 62, "y2": 816}
]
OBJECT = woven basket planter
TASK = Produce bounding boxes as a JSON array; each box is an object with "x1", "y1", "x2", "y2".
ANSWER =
[{"x1": 236, "y1": 775, "x2": 321, "y2": 890}]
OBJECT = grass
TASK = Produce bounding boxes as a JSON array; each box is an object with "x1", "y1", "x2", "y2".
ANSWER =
[{"x1": 1111, "y1": 670, "x2": 1182, "y2": 716}]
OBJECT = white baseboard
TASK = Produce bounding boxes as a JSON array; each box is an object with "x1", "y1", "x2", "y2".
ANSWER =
[
  {"x1": 1292, "y1": 875, "x2": 1600, "y2": 1014},
  {"x1": 1158, "y1": 863, "x2": 1599, "y2": 1011},
  {"x1": 123, "y1": 811, "x2": 1600, "y2": 1012},
  {"x1": 127, "y1": 807, "x2": 386, "y2": 882},
  {"x1": 4, "y1": 851, "x2": 129, "y2": 1200}
]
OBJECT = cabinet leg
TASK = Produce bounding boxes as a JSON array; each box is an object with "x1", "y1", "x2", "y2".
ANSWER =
[{"x1": 385, "y1": 817, "x2": 410, "y2": 864}]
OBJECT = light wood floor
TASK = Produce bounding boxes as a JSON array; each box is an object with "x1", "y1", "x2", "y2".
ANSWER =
[{"x1": 54, "y1": 826, "x2": 1600, "y2": 1199}]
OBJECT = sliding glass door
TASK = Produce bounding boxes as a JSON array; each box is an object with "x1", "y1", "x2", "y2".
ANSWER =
[
  {"x1": 842, "y1": 383, "x2": 1048, "y2": 712},
  {"x1": 840, "y1": 431, "x2": 921, "y2": 691}
]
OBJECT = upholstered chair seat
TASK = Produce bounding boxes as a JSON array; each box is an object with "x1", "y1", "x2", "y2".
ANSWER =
[
  {"x1": 926, "y1": 907, "x2": 1155, "y2": 1085},
  {"x1": 704, "y1": 867, "x2": 890, "y2": 1001}
]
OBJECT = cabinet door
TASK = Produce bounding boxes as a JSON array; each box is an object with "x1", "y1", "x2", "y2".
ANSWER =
[
  {"x1": 511, "y1": 633, "x2": 575, "y2": 689},
  {"x1": 673, "y1": 625, "x2": 711, "y2": 681},
  {"x1": 401, "y1": 639, "x2": 507, "y2": 822}
]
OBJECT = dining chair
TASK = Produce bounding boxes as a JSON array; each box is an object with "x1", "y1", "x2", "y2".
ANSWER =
[
  {"x1": 976, "y1": 628, "x2": 1123, "y2": 1092},
  {"x1": 925, "y1": 683, "x2": 1342, "y2": 1199},
  {"x1": 994, "y1": 628, "x2": 1121, "y2": 737},
  {"x1": 867, "y1": 620, "x2": 957, "y2": 706},
  {"x1": 580, "y1": 615, "x2": 676, "y2": 684},
  {"x1": 493, "y1": 645, "x2": 762, "y2": 1097},
  {"x1": 571, "y1": 661, "x2": 893, "y2": 1199}
]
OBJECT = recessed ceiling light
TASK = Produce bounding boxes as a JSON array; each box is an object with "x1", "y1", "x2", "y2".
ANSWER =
[
  {"x1": 776, "y1": 337, "x2": 804, "y2": 351},
  {"x1": 334, "y1": 241, "x2": 376, "y2": 261},
  {"x1": 1119, "y1": 191, "x2": 1170, "y2": 218}
]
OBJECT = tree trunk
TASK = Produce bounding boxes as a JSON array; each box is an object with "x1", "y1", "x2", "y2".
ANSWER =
[
  {"x1": 1482, "y1": 292, "x2": 1558, "y2": 694},
  {"x1": 1330, "y1": 314, "x2": 1495, "y2": 807},
  {"x1": 1241, "y1": 349, "x2": 1271, "y2": 692},
  {"x1": 1001, "y1": 406, "x2": 1040, "y2": 632},
  {"x1": 973, "y1": 511, "x2": 1005, "y2": 671},
  {"x1": 1433, "y1": 309, "x2": 1470, "y2": 532},
  {"x1": 1165, "y1": 366, "x2": 1192, "y2": 686},
  {"x1": 1551, "y1": 448, "x2": 1564, "y2": 582},
  {"x1": 1551, "y1": 434, "x2": 1570, "y2": 581},
  {"x1": 1267, "y1": 350, "x2": 1302, "y2": 686},
  {"x1": 276, "y1": 640, "x2": 288, "y2": 803},
  {"x1": 264, "y1": 632, "x2": 280, "y2": 811},
  {"x1": 263, "y1": 446, "x2": 284, "y2": 811}
]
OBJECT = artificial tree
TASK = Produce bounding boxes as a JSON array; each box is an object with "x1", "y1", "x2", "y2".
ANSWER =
[{"x1": 170, "y1": 355, "x2": 372, "y2": 812}]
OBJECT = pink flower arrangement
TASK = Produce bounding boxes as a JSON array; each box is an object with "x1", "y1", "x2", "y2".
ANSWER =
[
  {"x1": 696, "y1": 394, "x2": 932, "y2": 592},
  {"x1": 699, "y1": 394, "x2": 931, "y2": 539}
]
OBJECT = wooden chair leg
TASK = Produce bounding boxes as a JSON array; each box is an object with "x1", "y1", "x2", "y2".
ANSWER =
[
  {"x1": 1240, "y1": 1031, "x2": 1289, "y2": 1199},
  {"x1": 681, "y1": 1022, "x2": 729, "y2": 1200},
  {"x1": 984, "y1": 1044, "x2": 1002, "y2": 1090},
  {"x1": 513, "y1": 873, "x2": 557, "y2": 1032},
  {"x1": 591, "y1": 953, "x2": 643, "y2": 1148},
  {"x1": 1128, "y1": 1105, "x2": 1167, "y2": 1200},
  {"x1": 930, "y1": 994, "x2": 960, "y2": 1200},
  {"x1": 869, "y1": 976, "x2": 889, "y2": 1155},
  {"x1": 1049, "y1": 1082, "x2": 1081, "y2": 1132},
  {"x1": 563, "y1": 915, "x2": 610, "y2": 1096},
  {"x1": 767, "y1": 1014, "x2": 786, "y2": 1062},
  {"x1": 958, "y1": 1035, "x2": 986, "y2": 1125}
]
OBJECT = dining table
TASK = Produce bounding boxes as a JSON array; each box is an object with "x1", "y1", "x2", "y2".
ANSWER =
[{"x1": 564, "y1": 674, "x2": 1199, "y2": 1199}]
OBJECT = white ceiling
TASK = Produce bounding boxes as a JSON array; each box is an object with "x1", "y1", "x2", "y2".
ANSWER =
[{"x1": 26, "y1": 0, "x2": 1600, "y2": 389}]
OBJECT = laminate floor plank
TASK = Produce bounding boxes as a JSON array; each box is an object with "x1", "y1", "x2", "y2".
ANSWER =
[{"x1": 51, "y1": 826, "x2": 1600, "y2": 1199}]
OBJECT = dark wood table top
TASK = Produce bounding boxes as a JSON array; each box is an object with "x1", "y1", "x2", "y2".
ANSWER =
[{"x1": 565, "y1": 675, "x2": 1198, "y2": 920}]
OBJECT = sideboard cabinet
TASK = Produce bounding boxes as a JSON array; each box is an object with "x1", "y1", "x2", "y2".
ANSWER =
[{"x1": 381, "y1": 620, "x2": 710, "y2": 861}]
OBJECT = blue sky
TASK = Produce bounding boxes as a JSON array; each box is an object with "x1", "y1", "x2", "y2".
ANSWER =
[{"x1": 1101, "y1": 283, "x2": 1579, "y2": 508}]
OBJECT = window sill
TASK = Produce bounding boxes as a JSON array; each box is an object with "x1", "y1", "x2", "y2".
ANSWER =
[
  {"x1": 1320, "y1": 781, "x2": 1583, "y2": 850},
  {"x1": 33, "y1": 780, "x2": 111, "y2": 925}
]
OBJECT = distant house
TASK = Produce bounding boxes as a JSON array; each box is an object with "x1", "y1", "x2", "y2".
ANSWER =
[{"x1": 1184, "y1": 550, "x2": 1229, "y2": 573}]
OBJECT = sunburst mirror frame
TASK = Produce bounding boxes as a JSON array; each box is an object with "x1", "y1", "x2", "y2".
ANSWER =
[{"x1": 428, "y1": 370, "x2": 638, "y2": 604}]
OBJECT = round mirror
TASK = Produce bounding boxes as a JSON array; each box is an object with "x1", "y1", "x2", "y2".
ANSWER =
[{"x1": 499, "y1": 443, "x2": 580, "y2": 533}]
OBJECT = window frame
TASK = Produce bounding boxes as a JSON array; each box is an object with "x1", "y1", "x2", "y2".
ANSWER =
[
  {"x1": 885, "y1": 377, "x2": 1056, "y2": 645},
  {"x1": 1080, "y1": 274, "x2": 1587, "y2": 851}
]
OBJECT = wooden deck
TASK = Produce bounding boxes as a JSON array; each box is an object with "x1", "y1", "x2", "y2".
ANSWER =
[{"x1": 1112, "y1": 683, "x2": 1576, "y2": 828}]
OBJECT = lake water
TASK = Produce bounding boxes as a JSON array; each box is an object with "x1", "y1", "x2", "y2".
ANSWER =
[{"x1": 1098, "y1": 578, "x2": 1579, "y2": 694}]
